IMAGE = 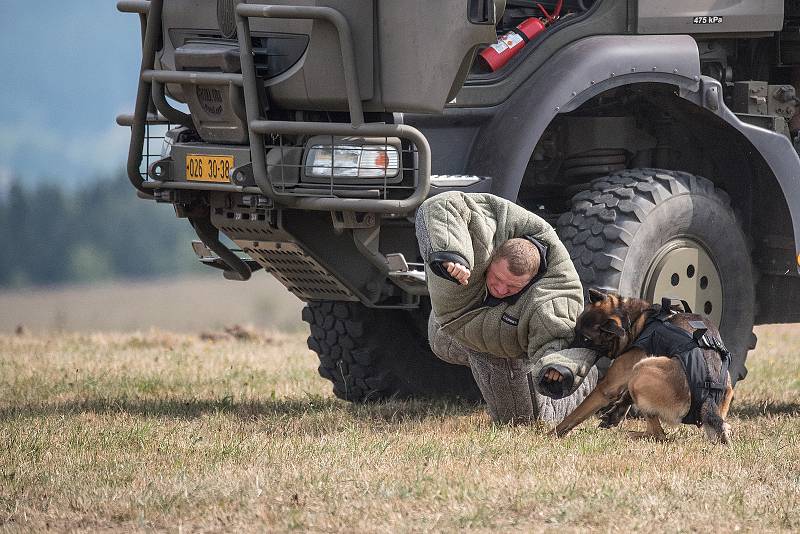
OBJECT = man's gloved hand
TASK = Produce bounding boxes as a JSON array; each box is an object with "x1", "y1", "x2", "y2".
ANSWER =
[
  {"x1": 531, "y1": 348, "x2": 597, "y2": 399},
  {"x1": 443, "y1": 261, "x2": 471, "y2": 286},
  {"x1": 543, "y1": 368, "x2": 563, "y2": 382},
  {"x1": 537, "y1": 365, "x2": 575, "y2": 399}
]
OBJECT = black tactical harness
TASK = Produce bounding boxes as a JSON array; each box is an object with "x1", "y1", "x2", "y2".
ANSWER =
[{"x1": 629, "y1": 298, "x2": 731, "y2": 426}]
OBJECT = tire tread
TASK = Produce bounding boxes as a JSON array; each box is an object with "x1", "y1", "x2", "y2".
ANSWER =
[
  {"x1": 302, "y1": 301, "x2": 481, "y2": 402},
  {"x1": 556, "y1": 168, "x2": 754, "y2": 381}
]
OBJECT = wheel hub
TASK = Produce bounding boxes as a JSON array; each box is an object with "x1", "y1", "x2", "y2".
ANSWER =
[{"x1": 642, "y1": 239, "x2": 723, "y2": 327}]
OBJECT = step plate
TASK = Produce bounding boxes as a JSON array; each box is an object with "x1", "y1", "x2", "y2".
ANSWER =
[{"x1": 236, "y1": 240, "x2": 357, "y2": 301}]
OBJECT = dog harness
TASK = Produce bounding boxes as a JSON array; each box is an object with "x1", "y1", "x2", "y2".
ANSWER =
[{"x1": 630, "y1": 298, "x2": 730, "y2": 426}]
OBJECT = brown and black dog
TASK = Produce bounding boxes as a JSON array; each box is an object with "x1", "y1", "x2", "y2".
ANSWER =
[{"x1": 554, "y1": 289, "x2": 734, "y2": 444}]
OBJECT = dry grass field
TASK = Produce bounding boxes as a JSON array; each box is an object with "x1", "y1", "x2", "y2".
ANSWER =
[{"x1": 0, "y1": 321, "x2": 798, "y2": 531}]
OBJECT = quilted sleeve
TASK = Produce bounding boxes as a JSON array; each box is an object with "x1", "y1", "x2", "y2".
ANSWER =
[
  {"x1": 497, "y1": 197, "x2": 554, "y2": 243},
  {"x1": 526, "y1": 297, "x2": 600, "y2": 399},
  {"x1": 416, "y1": 192, "x2": 476, "y2": 278},
  {"x1": 526, "y1": 299, "x2": 576, "y2": 362}
]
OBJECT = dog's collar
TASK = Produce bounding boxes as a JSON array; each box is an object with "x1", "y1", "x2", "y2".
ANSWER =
[{"x1": 606, "y1": 315, "x2": 635, "y2": 360}]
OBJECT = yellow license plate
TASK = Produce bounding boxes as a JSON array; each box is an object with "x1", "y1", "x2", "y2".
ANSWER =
[{"x1": 185, "y1": 154, "x2": 234, "y2": 183}]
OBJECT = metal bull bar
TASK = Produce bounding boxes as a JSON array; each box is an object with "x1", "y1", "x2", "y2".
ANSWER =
[{"x1": 118, "y1": 0, "x2": 432, "y2": 215}]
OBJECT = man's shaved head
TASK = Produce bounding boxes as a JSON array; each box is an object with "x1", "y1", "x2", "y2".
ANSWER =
[{"x1": 490, "y1": 238, "x2": 540, "y2": 277}]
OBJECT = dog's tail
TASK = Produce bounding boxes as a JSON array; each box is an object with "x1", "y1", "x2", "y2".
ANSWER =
[{"x1": 700, "y1": 398, "x2": 731, "y2": 445}]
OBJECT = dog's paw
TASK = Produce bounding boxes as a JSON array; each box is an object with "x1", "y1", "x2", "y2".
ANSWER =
[
  {"x1": 716, "y1": 422, "x2": 732, "y2": 445},
  {"x1": 703, "y1": 421, "x2": 732, "y2": 445},
  {"x1": 598, "y1": 410, "x2": 625, "y2": 429},
  {"x1": 551, "y1": 424, "x2": 571, "y2": 438}
]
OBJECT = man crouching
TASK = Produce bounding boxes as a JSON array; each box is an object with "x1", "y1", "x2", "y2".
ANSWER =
[{"x1": 416, "y1": 191, "x2": 601, "y2": 424}]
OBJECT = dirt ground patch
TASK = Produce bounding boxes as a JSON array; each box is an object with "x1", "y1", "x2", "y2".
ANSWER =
[{"x1": 0, "y1": 274, "x2": 304, "y2": 334}]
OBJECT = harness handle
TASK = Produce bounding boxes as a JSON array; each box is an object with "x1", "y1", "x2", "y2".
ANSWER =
[{"x1": 660, "y1": 296, "x2": 692, "y2": 314}]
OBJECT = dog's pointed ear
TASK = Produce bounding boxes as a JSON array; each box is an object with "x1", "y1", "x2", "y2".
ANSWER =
[
  {"x1": 588, "y1": 288, "x2": 608, "y2": 304},
  {"x1": 600, "y1": 319, "x2": 626, "y2": 338}
]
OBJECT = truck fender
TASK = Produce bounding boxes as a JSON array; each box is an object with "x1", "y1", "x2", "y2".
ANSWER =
[
  {"x1": 687, "y1": 77, "x2": 800, "y2": 267},
  {"x1": 467, "y1": 34, "x2": 702, "y2": 198},
  {"x1": 466, "y1": 34, "x2": 800, "y2": 265}
]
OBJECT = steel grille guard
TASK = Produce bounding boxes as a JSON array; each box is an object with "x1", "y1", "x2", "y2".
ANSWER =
[{"x1": 117, "y1": 0, "x2": 432, "y2": 214}]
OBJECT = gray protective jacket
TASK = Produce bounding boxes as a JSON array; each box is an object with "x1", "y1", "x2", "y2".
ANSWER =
[{"x1": 418, "y1": 192, "x2": 597, "y2": 387}]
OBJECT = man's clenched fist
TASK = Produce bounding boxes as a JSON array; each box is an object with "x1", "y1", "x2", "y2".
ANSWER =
[
  {"x1": 543, "y1": 368, "x2": 564, "y2": 382},
  {"x1": 443, "y1": 261, "x2": 471, "y2": 285}
]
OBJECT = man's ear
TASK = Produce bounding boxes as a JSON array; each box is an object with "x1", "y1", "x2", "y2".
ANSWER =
[
  {"x1": 587, "y1": 288, "x2": 607, "y2": 304},
  {"x1": 599, "y1": 319, "x2": 626, "y2": 338}
]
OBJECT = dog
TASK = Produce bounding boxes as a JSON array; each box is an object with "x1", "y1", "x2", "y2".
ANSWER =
[{"x1": 554, "y1": 289, "x2": 734, "y2": 444}]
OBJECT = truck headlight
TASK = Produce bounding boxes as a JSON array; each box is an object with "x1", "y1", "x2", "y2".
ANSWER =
[{"x1": 305, "y1": 144, "x2": 400, "y2": 179}]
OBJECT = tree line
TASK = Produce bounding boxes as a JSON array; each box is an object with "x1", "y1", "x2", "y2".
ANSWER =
[{"x1": 0, "y1": 174, "x2": 203, "y2": 287}]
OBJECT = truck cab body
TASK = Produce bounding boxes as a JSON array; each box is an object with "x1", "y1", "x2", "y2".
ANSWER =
[{"x1": 119, "y1": 0, "x2": 800, "y2": 400}]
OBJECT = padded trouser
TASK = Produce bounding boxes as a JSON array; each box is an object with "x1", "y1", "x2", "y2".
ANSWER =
[
  {"x1": 428, "y1": 313, "x2": 598, "y2": 423},
  {"x1": 468, "y1": 350, "x2": 598, "y2": 423}
]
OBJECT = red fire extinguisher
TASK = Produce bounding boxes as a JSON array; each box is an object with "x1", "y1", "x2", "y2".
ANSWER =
[
  {"x1": 477, "y1": 1, "x2": 563, "y2": 72},
  {"x1": 477, "y1": 17, "x2": 547, "y2": 72}
]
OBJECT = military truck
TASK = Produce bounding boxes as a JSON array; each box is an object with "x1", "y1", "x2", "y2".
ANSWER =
[{"x1": 118, "y1": 0, "x2": 800, "y2": 402}]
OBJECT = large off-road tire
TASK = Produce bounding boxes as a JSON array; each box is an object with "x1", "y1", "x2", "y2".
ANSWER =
[
  {"x1": 556, "y1": 169, "x2": 756, "y2": 383},
  {"x1": 302, "y1": 301, "x2": 482, "y2": 402}
]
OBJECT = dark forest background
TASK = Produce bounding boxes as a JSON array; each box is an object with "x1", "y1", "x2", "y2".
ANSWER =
[{"x1": 0, "y1": 174, "x2": 202, "y2": 288}]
